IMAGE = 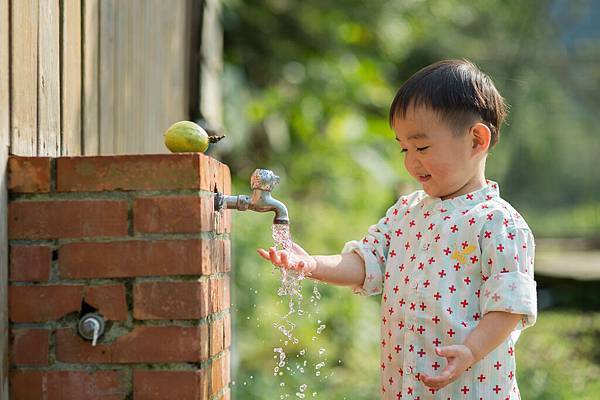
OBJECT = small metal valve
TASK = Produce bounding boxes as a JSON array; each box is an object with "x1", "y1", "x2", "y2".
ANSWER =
[{"x1": 77, "y1": 313, "x2": 105, "y2": 346}]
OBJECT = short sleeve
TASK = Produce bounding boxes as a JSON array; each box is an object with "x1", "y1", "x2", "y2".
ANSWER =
[
  {"x1": 479, "y1": 228, "x2": 537, "y2": 330},
  {"x1": 342, "y1": 199, "x2": 402, "y2": 296}
]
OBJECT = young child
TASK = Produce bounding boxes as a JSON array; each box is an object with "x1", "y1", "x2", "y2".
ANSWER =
[{"x1": 258, "y1": 59, "x2": 537, "y2": 400}]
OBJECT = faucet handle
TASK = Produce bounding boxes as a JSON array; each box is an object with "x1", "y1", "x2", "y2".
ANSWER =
[{"x1": 251, "y1": 169, "x2": 280, "y2": 191}]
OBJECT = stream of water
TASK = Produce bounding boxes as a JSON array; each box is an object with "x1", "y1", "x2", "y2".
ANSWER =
[{"x1": 271, "y1": 223, "x2": 329, "y2": 398}]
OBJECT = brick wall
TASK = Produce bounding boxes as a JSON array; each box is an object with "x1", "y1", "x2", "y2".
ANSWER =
[{"x1": 7, "y1": 153, "x2": 231, "y2": 399}]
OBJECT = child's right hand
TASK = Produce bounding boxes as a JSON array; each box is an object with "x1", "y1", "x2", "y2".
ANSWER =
[{"x1": 257, "y1": 242, "x2": 317, "y2": 276}]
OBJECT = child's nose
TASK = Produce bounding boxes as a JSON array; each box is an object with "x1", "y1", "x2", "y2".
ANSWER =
[{"x1": 405, "y1": 152, "x2": 422, "y2": 170}]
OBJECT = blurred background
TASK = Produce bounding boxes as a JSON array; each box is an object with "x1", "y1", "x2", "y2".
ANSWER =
[{"x1": 214, "y1": 0, "x2": 600, "y2": 398}]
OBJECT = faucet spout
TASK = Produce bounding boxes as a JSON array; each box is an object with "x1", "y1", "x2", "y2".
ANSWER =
[{"x1": 214, "y1": 169, "x2": 289, "y2": 225}]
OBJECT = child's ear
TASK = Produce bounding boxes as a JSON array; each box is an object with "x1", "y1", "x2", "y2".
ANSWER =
[{"x1": 470, "y1": 123, "x2": 491, "y2": 153}]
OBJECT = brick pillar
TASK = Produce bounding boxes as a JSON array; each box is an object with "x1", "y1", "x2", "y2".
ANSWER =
[{"x1": 7, "y1": 154, "x2": 231, "y2": 400}]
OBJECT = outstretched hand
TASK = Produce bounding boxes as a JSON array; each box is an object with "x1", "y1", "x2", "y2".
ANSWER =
[
  {"x1": 257, "y1": 242, "x2": 317, "y2": 276},
  {"x1": 420, "y1": 345, "x2": 475, "y2": 390}
]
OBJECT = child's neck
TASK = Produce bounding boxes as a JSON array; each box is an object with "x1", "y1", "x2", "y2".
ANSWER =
[{"x1": 440, "y1": 175, "x2": 487, "y2": 201}]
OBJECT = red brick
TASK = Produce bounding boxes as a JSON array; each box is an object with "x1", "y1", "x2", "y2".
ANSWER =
[
  {"x1": 55, "y1": 328, "x2": 112, "y2": 363},
  {"x1": 9, "y1": 284, "x2": 127, "y2": 322},
  {"x1": 9, "y1": 245, "x2": 52, "y2": 281},
  {"x1": 221, "y1": 163, "x2": 231, "y2": 196},
  {"x1": 56, "y1": 325, "x2": 208, "y2": 363},
  {"x1": 210, "y1": 317, "x2": 224, "y2": 357},
  {"x1": 8, "y1": 156, "x2": 51, "y2": 193},
  {"x1": 223, "y1": 313, "x2": 231, "y2": 349},
  {"x1": 223, "y1": 240, "x2": 231, "y2": 272},
  {"x1": 213, "y1": 239, "x2": 232, "y2": 273},
  {"x1": 133, "y1": 196, "x2": 206, "y2": 234},
  {"x1": 10, "y1": 329, "x2": 49, "y2": 365},
  {"x1": 59, "y1": 239, "x2": 205, "y2": 278},
  {"x1": 211, "y1": 351, "x2": 230, "y2": 396},
  {"x1": 209, "y1": 277, "x2": 230, "y2": 314},
  {"x1": 199, "y1": 368, "x2": 209, "y2": 398},
  {"x1": 10, "y1": 370, "x2": 127, "y2": 399},
  {"x1": 83, "y1": 285, "x2": 128, "y2": 320},
  {"x1": 56, "y1": 153, "x2": 213, "y2": 191},
  {"x1": 200, "y1": 193, "x2": 214, "y2": 232},
  {"x1": 133, "y1": 281, "x2": 208, "y2": 320},
  {"x1": 199, "y1": 323, "x2": 209, "y2": 361},
  {"x1": 8, "y1": 200, "x2": 128, "y2": 239},
  {"x1": 211, "y1": 240, "x2": 224, "y2": 273},
  {"x1": 112, "y1": 326, "x2": 207, "y2": 363},
  {"x1": 219, "y1": 390, "x2": 231, "y2": 400},
  {"x1": 201, "y1": 239, "x2": 213, "y2": 275},
  {"x1": 133, "y1": 370, "x2": 205, "y2": 400},
  {"x1": 200, "y1": 156, "x2": 219, "y2": 193}
]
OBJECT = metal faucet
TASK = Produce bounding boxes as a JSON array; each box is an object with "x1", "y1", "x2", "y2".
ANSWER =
[{"x1": 214, "y1": 169, "x2": 289, "y2": 225}]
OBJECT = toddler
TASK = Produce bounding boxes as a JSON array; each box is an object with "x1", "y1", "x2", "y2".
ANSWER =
[{"x1": 259, "y1": 59, "x2": 537, "y2": 400}]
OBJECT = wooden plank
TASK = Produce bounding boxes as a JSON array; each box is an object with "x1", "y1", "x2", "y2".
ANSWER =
[
  {"x1": 1, "y1": 0, "x2": 10, "y2": 397},
  {"x1": 99, "y1": 0, "x2": 115, "y2": 154},
  {"x1": 114, "y1": 0, "x2": 132, "y2": 154},
  {"x1": 61, "y1": 0, "x2": 82, "y2": 155},
  {"x1": 83, "y1": 0, "x2": 100, "y2": 155},
  {"x1": 144, "y1": 0, "x2": 161, "y2": 152},
  {"x1": 10, "y1": 0, "x2": 38, "y2": 156},
  {"x1": 37, "y1": 0, "x2": 60, "y2": 156}
]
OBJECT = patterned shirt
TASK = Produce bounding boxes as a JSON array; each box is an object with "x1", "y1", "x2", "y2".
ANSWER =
[{"x1": 342, "y1": 181, "x2": 537, "y2": 400}]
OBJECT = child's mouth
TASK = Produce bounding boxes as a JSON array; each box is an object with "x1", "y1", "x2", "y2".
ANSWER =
[{"x1": 418, "y1": 174, "x2": 431, "y2": 183}]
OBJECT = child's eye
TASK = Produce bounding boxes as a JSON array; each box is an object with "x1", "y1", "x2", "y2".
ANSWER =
[
  {"x1": 417, "y1": 146, "x2": 430, "y2": 152},
  {"x1": 400, "y1": 148, "x2": 407, "y2": 153}
]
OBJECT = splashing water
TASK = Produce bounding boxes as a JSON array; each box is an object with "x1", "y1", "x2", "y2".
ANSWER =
[
  {"x1": 272, "y1": 224, "x2": 305, "y2": 298},
  {"x1": 270, "y1": 223, "x2": 328, "y2": 398}
]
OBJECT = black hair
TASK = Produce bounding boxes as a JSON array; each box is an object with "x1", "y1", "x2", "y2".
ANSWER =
[{"x1": 389, "y1": 59, "x2": 507, "y2": 148}]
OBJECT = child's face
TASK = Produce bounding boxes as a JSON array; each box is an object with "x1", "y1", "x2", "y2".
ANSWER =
[{"x1": 393, "y1": 106, "x2": 486, "y2": 200}]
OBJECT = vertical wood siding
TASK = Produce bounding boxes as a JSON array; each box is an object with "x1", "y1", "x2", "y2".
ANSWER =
[{"x1": 5, "y1": 0, "x2": 198, "y2": 157}]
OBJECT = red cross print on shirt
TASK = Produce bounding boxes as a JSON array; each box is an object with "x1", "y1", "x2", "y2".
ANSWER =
[{"x1": 461, "y1": 386, "x2": 470, "y2": 394}]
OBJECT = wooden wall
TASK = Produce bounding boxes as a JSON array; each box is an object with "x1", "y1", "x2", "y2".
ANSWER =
[
  {"x1": 4, "y1": 0, "x2": 214, "y2": 158},
  {"x1": 0, "y1": 0, "x2": 223, "y2": 397}
]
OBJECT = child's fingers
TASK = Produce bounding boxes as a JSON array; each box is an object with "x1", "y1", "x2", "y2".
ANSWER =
[
  {"x1": 268, "y1": 247, "x2": 281, "y2": 265},
  {"x1": 421, "y1": 369, "x2": 452, "y2": 388},
  {"x1": 257, "y1": 248, "x2": 270, "y2": 260},
  {"x1": 280, "y1": 251, "x2": 290, "y2": 268}
]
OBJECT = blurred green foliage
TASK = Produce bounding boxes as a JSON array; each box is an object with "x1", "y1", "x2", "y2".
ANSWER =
[{"x1": 216, "y1": 0, "x2": 600, "y2": 398}]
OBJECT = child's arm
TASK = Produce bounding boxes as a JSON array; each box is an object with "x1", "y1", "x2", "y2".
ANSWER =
[
  {"x1": 257, "y1": 243, "x2": 366, "y2": 287},
  {"x1": 420, "y1": 311, "x2": 522, "y2": 390}
]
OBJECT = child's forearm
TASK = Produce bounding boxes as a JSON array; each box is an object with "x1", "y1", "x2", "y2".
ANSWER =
[
  {"x1": 310, "y1": 253, "x2": 366, "y2": 287},
  {"x1": 463, "y1": 311, "x2": 522, "y2": 364}
]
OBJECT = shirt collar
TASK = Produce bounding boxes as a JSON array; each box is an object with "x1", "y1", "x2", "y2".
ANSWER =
[{"x1": 420, "y1": 180, "x2": 500, "y2": 210}]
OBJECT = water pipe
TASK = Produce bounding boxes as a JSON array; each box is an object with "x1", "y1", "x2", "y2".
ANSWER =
[{"x1": 214, "y1": 169, "x2": 289, "y2": 225}]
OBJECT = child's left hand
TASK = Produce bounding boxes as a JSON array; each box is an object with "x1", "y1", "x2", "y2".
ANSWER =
[{"x1": 419, "y1": 345, "x2": 475, "y2": 390}]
